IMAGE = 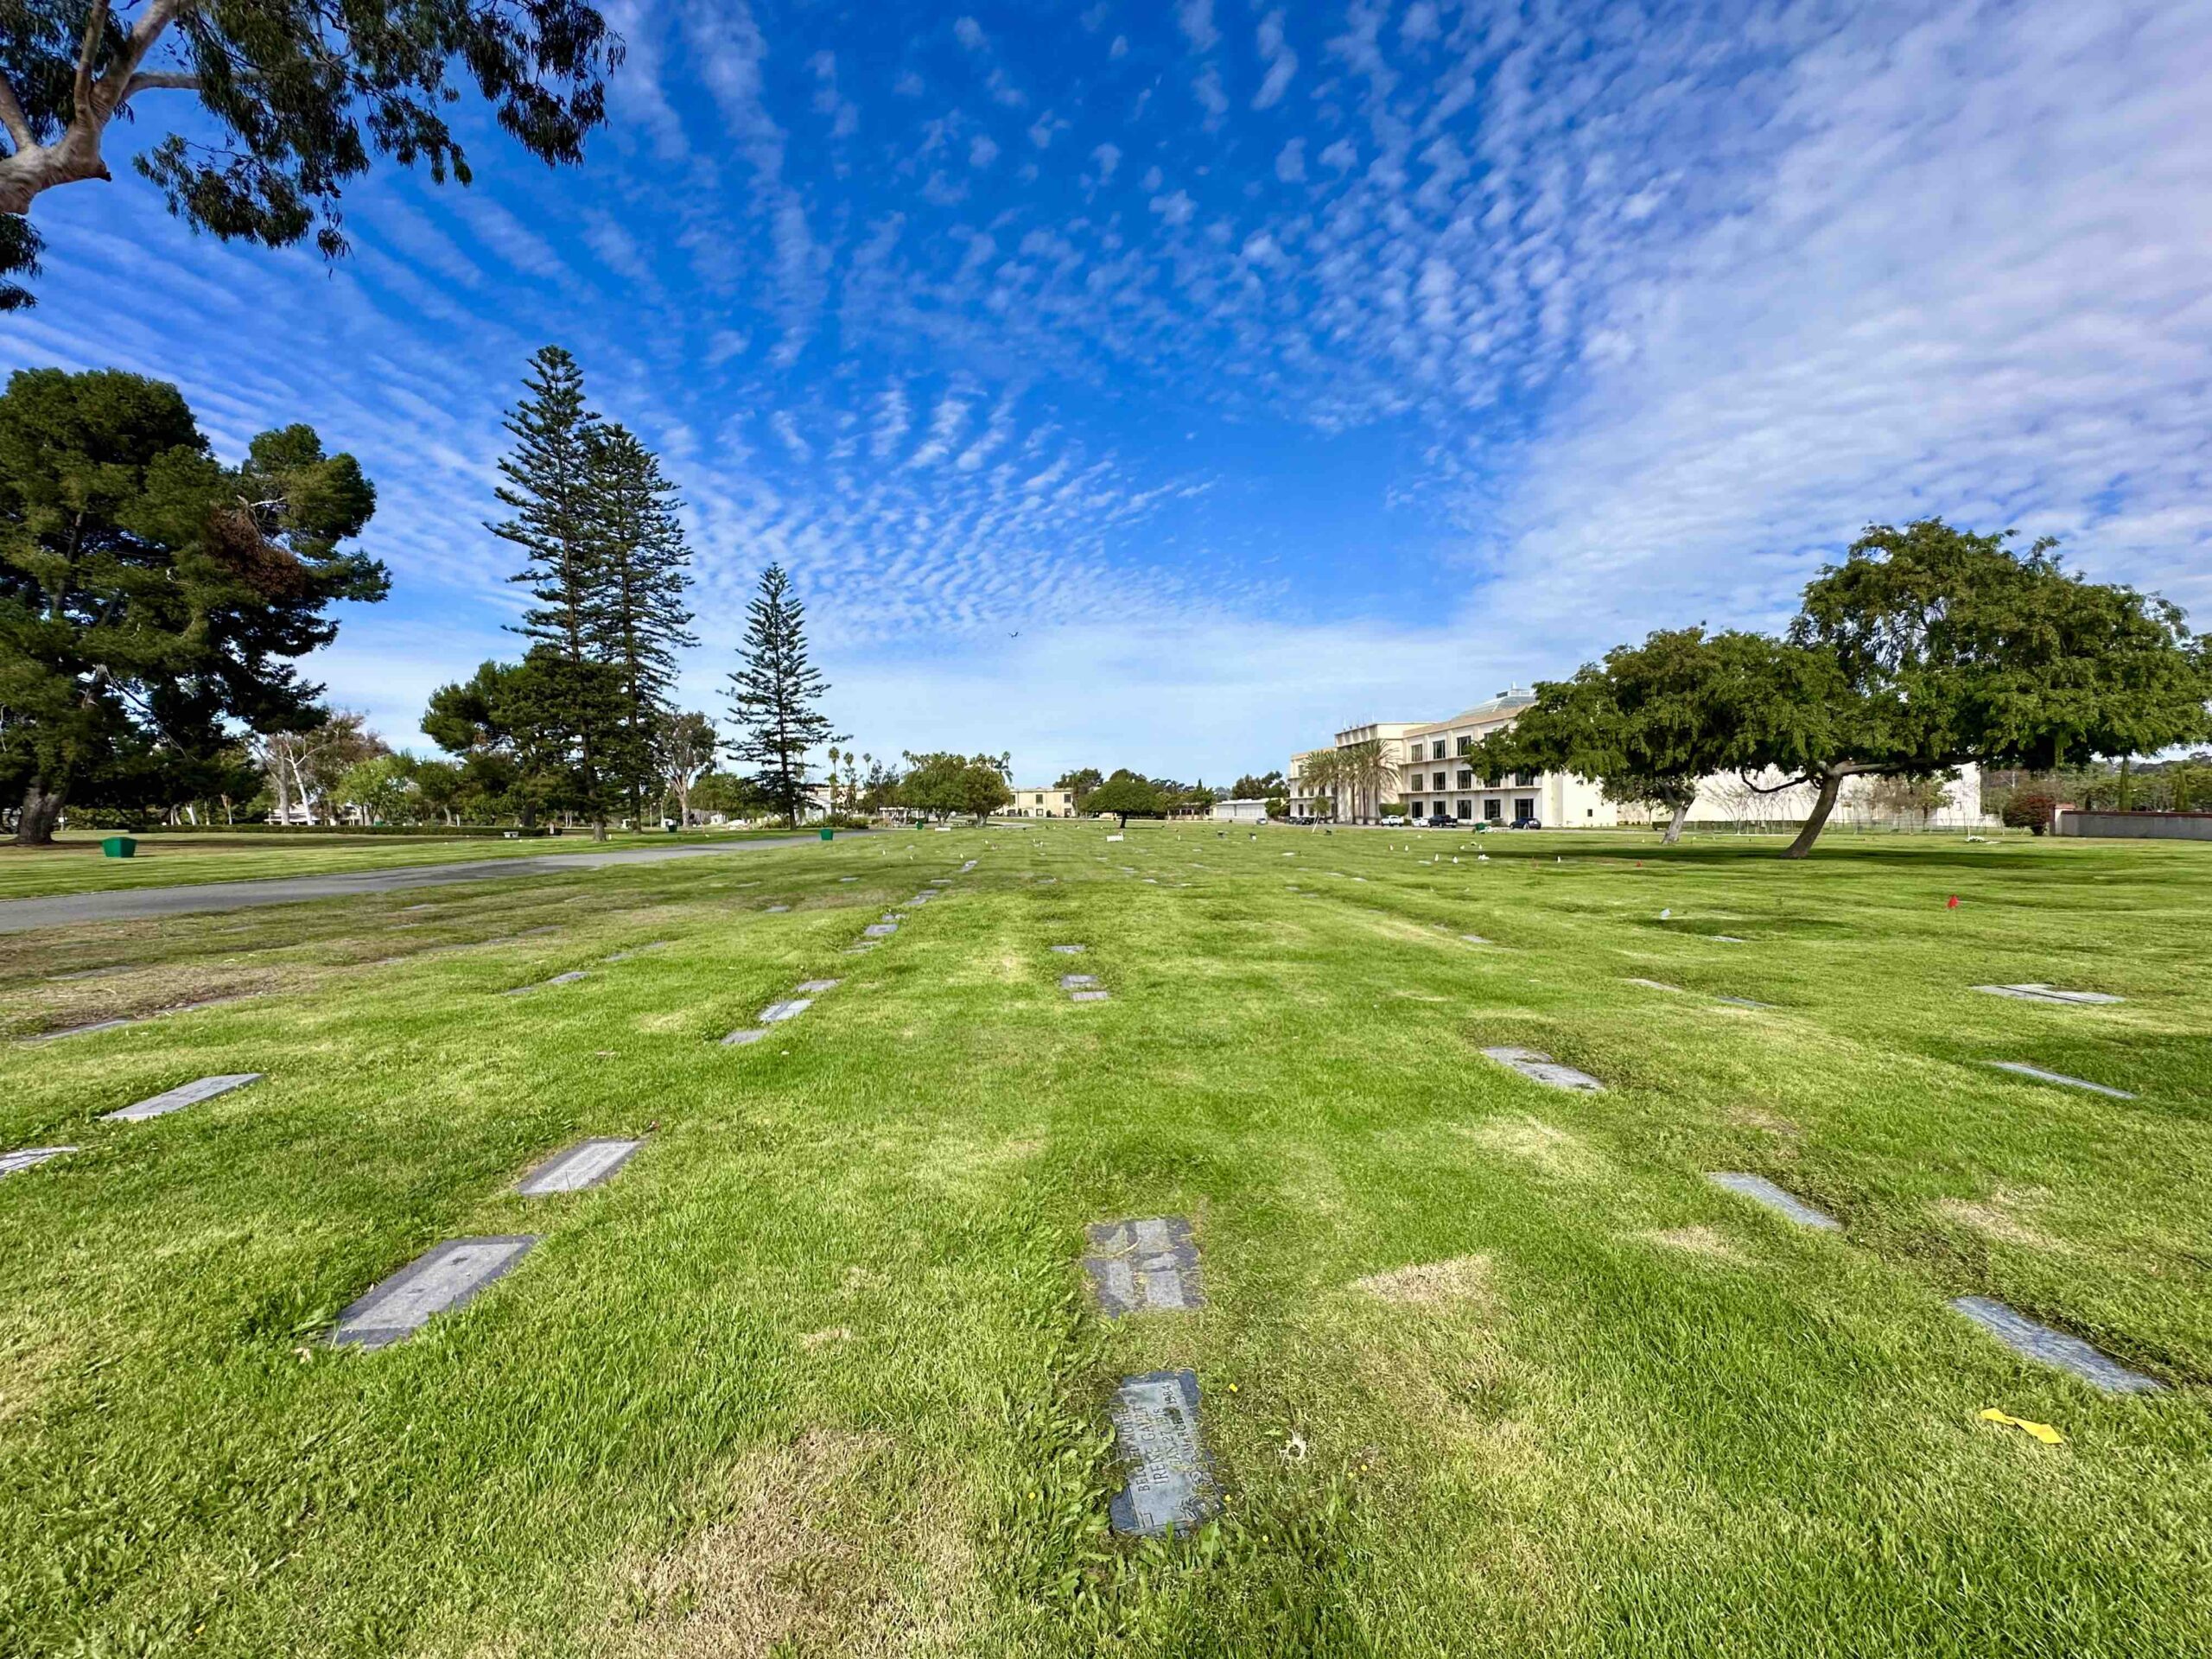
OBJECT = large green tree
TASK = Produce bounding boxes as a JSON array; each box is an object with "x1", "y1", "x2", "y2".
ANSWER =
[
  {"x1": 422, "y1": 658, "x2": 567, "y2": 828},
  {"x1": 727, "y1": 562, "x2": 842, "y2": 826},
  {"x1": 898, "y1": 749, "x2": 1011, "y2": 822},
  {"x1": 1479, "y1": 627, "x2": 1819, "y2": 844},
  {"x1": 0, "y1": 0, "x2": 620, "y2": 310},
  {"x1": 0, "y1": 366, "x2": 384, "y2": 843},
  {"x1": 1084, "y1": 772, "x2": 1166, "y2": 826},
  {"x1": 1762, "y1": 520, "x2": 2210, "y2": 856}
]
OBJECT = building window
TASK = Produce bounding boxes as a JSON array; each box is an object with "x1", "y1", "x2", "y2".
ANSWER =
[
  {"x1": 1516, "y1": 797, "x2": 1536, "y2": 820},
  {"x1": 1408, "y1": 801, "x2": 1423, "y2": 817},
  {"x1": 1484, "y1": 799, "x2": 1503, "y2": 822},
  {"x1": 1513, "y1": 771, "x2": 1535, "y2": 787},
  {"x1": 1429, "y1": 772, "x2": 1443, "y2": 790},
  {"x1": 1431, "y1": 741, "x2": 1445, "y2": 760},
  {"x1": 1457, "y1": 769, "x2": 1473, "y2": 790},
  {"x1": 1455, "y1": 800, "x2": 1471, "y2": 819}
]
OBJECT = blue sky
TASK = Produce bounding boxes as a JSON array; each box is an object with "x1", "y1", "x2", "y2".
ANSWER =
[{"x1": 9, "y1": 0, "x2": 2211, "y2": 784}]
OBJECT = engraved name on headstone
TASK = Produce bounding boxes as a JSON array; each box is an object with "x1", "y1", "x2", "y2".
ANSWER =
[
  {"x1": 1, "y1": 1145, "x2": 77, "y2": 1177},
  {"x1": 1949, "y1": 1295, "x2": 2164, "y2": 1394},
  {"x1": 1084, "y1": 1217, "x2": 1202, "y2": 1316},
  {"x1": 1480, "y1": 1046, "x2": 1603, "y2": 1091},
  {"x1": 1109, "y1": 1370, "x2": 1217, "y2": 1537},
  {"x1": 1975, "y1": 983, "x2": 2122, "y2": 1005},
  {"x1": 331, "y1": 1236, "x2": 539, "y2": 1349},
  {"x1": 517, "y1": 1138, "x2": 642, "y2": 1195},
  {"x1": 759, "y1": 998, "x2": 813, "y2": 1022},
  {"x1": 105, "y1": 1072, "x2": 264, "y2": 1122},
  {"x1": 1984, "y1": 1061, "x2": 2135, "y2": 1099},
  {"x1": 1071, "y1": 988, "x2": 1111, "y2": 1002},
  {"x1": 1707, "y1": 1171, "x2": 1840, "y2": 1230},
  {"x1": 1059, "y1": 974, "x2": 1099, "y2": 988}
]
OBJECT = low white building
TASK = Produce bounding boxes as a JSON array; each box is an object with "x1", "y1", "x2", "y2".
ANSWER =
[{"x1": 1211, "y1": 798, "x2": 1270, "y2": 823}]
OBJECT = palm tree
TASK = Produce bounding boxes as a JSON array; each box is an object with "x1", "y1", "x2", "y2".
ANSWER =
[
  {"x1": 1338, "y1": 739, "x2": 1399, "y2": 823},
  {"x1": 1300, "y1": 747, "x2": 1346, "y2": 822},
  {"x1": 825, "y1": 745, "x2": 843, "y2": 814}
]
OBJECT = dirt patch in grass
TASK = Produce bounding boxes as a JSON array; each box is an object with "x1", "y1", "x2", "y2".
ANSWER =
[
  {"x1": 1353, "y1": 1254, "x2": 1494, "y2": 1306},
  {"x1": 1934, "y1": 1190, "x2": 2063, "y2": 1250},
  {"x1": 1636, "y1": 1225, "x2": 1748, "y2": 1264},
  {"x1": 1462, "y1": 1116, "x2": 1603, "y2": 1180},
  {"x1": 598, "y1": 1429, "x2": 974, "y2": 1658}
]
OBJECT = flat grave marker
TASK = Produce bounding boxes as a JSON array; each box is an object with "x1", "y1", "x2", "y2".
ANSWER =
[
  {"x1": 1707, "y1": 1171, "x2": 1840, "y2": 1230},
  {"x1": 759, "y1": 998, "x2": 813, "y2": 1023},
  {"x1": 1713, "y1": 994, "x2": 1774, "y2": 1008},
  {"x1": 1975, "y1": 983, "x2": 2124, "y2": 1006},
  {"x1": 1, "y1": 1146, "x2": 77, "y2": 1178},
  {"x1": 1060, "y1": 973, "x2": 1099, "y2": 988},
  {"x1": 863, "y1": 923, "x2": 898, "y2": 937},
  {"x1": 1109, "y1": 1370, "x2": 1217, "y2": 1538},
  {"x1": 1051, "y1": 944, "x2": 1087, "y2": 954},
  {"x1": 331, "y1": 1236, "x2": 538, "y2": 1350},
  {"x1": 1984, "y1": 1061, "x2": 2136, "y2": 1099},
  {"x1": 765, "y1": 905, "x2": 791, "y2": 914},
  {"x1": 795, "y1": 978, "x2": 842, "y2": 993},
  {"x1": 28, "y1": 1017, "x2": 139, "y2": 1044},
  {"x1": 1480, "y1": 1046, "x2": 1604, "y2": 1092},
  {"x1": 1071, "y1": 988, "x2": 1111, "y2": 1003},
  {"x1": 1949, "y1": 1295, "x2": 2164, "y2": 1394},
  {"x1": 721, "y1": 1027, "x2": 769, "y2": 1046},
  {"x1": 1084, "y1": 1217, "x2": 1202, "y2": 1315},
  {"x1": 517, "y1": 1138, "x2": 642, "y2": 1195},
  {"x1": 505, "y1": 970, "x2": 588, "y2": 995},
  {"x1": 105, "y1": 1072, "x2": 264, "y2": 1123}
]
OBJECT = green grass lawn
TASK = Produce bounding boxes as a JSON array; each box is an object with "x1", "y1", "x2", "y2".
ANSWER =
[
  {"x1": 3, "y1": 823, "x2": 2207, "y2": 1656},
  {"x1": 0, "y1": 827, "x2": 811, "y2": 900}
]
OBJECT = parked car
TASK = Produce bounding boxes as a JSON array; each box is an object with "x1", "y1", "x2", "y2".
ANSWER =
[
  {"x1": 1510, "y1": 815, "x2": 1542, "y2": 830},
  {"x1": 1427, "y1": 814, "x2": 1456, "y2": 829}
]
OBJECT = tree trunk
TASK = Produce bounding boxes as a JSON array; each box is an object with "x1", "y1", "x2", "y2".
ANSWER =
[
  {"x1": 1782, "y1": 769, "x2": 1847, "y2": 859},
  {"x1": 1661, "y1": 802, "x2": 1689, "y2": 845},
  {"x1": 15, "y1": 777, "x2": 66, "y2": 846}
]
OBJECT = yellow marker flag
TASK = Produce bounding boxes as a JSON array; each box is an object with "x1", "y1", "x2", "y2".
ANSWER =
[{"x1": 1980, "y1": 1408, "x2": 2066, "y2": 1446}]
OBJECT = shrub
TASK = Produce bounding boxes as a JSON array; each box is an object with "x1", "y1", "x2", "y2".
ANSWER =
[{"x1": 2000, "y1": 789, "x2": 2060, "y2": 835}]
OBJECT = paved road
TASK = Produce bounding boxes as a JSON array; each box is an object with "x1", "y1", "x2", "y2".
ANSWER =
[{"x1": 0, "y1": 834, "x2": 854, "y2": 934}]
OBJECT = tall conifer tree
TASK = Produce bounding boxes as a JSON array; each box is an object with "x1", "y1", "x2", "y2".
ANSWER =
[
  {"x1": 587, "y1": 423, "x2": 696, "y2": 821},
  {"x1": 489, "y1": 346, "x2": 619, "y2": 836},
  {"x1": 727, "y1": 563, "x2": 843, "y2": 826}
]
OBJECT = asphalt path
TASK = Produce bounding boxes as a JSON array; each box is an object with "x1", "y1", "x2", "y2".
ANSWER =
[{"x1": 0, "y1": 833, "x2": 855, "y2": 935}]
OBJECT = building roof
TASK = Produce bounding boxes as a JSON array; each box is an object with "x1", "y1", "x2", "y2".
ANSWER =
[{"x1": 1407, "y1": 690, "x2": 1536, "y2": 734}]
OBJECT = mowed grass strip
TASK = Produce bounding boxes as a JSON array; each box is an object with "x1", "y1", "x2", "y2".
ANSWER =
[{"x1": 1, "y1": 825, "x2": 2208, "y2": 1656}]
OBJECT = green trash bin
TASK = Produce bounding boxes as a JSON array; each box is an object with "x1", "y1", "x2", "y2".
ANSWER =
[
  {"x1": 819, "y1": 827, "x2": 835, "y2": 842},
  {"x1": 102, "y1": 835, "x2": 137, "y2": 859}
]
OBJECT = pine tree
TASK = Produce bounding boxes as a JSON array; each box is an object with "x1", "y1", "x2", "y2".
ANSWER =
[
  {"x1": 587, "y1": 423, "x2": 696, "y2": 822},
  {"x1": 488, "y1": 346, "x2": 618, "y2": 836},
  {"x1": 727, "y1": 563, "x2": 844, "y2": 826}
]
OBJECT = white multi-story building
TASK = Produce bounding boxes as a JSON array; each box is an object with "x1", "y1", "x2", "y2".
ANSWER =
[
  {"x1": 1290, "y1": 690, "x2": 1988, "y2": 829},
  {"x1": 1001, "y1": 785, "x2": 1079, "y2": 818}
]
